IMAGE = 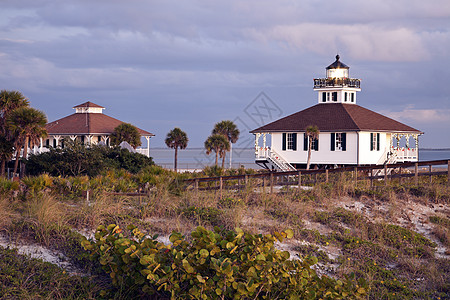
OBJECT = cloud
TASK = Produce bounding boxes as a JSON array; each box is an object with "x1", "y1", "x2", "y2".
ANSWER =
[
  {"x1": 247, "y1": 23, "x2": 429, "y2": 62},
  {"x1": 381, "y1": 106, "x2": 450, "y2": 124}
]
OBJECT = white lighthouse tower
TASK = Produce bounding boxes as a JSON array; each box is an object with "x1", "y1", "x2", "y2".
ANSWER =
[{"x1": 313, "y1": 55, "x2": 361, "y2": 104}]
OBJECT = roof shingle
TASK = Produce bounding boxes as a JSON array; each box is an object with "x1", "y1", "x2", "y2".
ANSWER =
[
  {"x1": 46, "y1": 111, "x2": 154, "y2": 136},
  {"x1": 250, "y1": 103, "x2": 421, "y2": 134}
]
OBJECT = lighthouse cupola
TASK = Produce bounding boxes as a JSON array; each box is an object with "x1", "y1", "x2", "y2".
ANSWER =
[
  {"x1": 326, "y1": 55, "x2": 349, "y2": 79},
  {"x1": 314, "y1": 55, "x2": 361, "y2": 104}
]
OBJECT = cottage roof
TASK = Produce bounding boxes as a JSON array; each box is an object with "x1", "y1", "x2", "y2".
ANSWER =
[
  {"x1": 46, "y1": 102, "x2": 154, "y2": 136},
  {"x1": 250, "y1": 103, "x2": 422, "y2": 134}
]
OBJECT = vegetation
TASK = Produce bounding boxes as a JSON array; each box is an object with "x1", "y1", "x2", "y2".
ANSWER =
[
  {"x1": 212, "y1": 120, "x2": 240, "y2": 168},
  {"x1": 205, "y1": 134, "x2": 230, "y2": 167},
  {"x1": 305, "y1": 125, "x2": 320, "y2": 170},
  {"x1": 110, "y1": 123, "x2": 142, "y2": 148},
  {"x1": 82, "y1": 224, "x2": 366, "y2": 299},
  {"x1": 165, "y1": 127, "x2": 189, "y2": 172},
  {"x1": 0, "y1": 166, "x2": 449, "y2": 299},
  {"x1": 0, "y1": 90, "x2": 42, "y2": 177},
  {"x1": 7, "y1": 106, "x2": 48, "y2": 176},
  {"x1": 26, "y1": 140, "x2": 154, "y2": 176}
]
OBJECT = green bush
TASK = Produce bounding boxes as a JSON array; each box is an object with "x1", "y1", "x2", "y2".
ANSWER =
[
  {"x1": 82, "y1": 224, "x2": 368, "y2": 299},
  {"x1": 26, "y1": 140, "x2": 153, "y2": 177},
  {"x1": 0, "y1": 177, "x2": 19, "y2": 198},
  {"x1": 182, "y1": 206, "x2": 222, "y2": 226}
]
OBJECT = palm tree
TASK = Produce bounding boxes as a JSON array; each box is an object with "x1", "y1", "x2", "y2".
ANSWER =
[
  {"x1": 110, "y1": 123, "x2": 142, "y2": 148},
  {"x1": 0, "y1": 90, "x2": 29, "y2": 176},
  {"x1": 305, "y1": 125, "x2": 320, "y2": 170},
  {"x1": 7, "y1": 107, "x2": 48, "y2": 177},
  {"x1": 165, "y1": 128, "x2": 188, "y2": 172},
  {"x1": 0, "y1": 136, "x2": 14, "y2": 177},
  {"x1": 204, "y1": 134, "x2": 230, "y2": 167},
  {"x1": 212, "y1": 120, "x2": 240, "y2": 168}
]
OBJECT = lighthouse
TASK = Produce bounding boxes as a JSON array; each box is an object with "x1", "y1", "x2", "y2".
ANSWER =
[{"x1": 251, "y1": 55, "x2": 422, "y2": 171}]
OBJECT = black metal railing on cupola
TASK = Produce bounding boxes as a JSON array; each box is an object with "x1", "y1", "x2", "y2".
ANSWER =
[{"x1": 314, "y1": 78, "x2": 361, "y2": 88}]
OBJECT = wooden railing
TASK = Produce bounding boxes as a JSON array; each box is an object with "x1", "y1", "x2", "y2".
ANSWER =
[{"x1": 184, "y1": 160, "x2": 450, "y2": 195}]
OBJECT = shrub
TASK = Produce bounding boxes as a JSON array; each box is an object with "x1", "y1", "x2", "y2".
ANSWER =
[
  {"x1": 26, "y1": 141, "x2": 153, "y2": 177},
  {"x1": 82, "y1": 224, "x2": 368, "y2": 299}
]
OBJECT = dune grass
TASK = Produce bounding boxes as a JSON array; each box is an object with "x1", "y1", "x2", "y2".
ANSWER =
[{"x1": 0, "y1": 169, "x2": 449, "y2": 299}]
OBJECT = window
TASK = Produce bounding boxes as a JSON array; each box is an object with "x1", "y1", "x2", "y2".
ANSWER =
[
  {"x1": 332, "y1": 92, "x2": 337, "y2": 102},
  {"x1": 327, "y1": 92, "x2": 330, "y2": 102},
  {"x1": 303, "y1": 134, "x2": 319, "y2": 151},
  {"x1": 322, "y1": 92, "x2": 326, "y2": 102},
  {"x1": 331, "y1": 133, "x2": 346, "y2": 151},
  {"x1": 282, "y1": 133, "x2": 297, "y2": 151},
  {"x1": 370, "y1": 133, "x2": 380, "y2": 151},
  {"x1": 351, "y1": 93, "x2": 355, "y2": 102},
  {"x1": 344, "y1": 92, "x2": 348, "y2": 102}
]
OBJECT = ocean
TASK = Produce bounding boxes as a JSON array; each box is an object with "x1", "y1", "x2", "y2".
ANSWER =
[{"x1": 150, "y1": 148, "x2": 450, "y2": 170}]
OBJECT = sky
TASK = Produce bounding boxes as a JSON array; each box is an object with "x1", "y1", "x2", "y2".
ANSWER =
[{"x1": 1, "y1": 0, "x2": 450, "y2": 149}]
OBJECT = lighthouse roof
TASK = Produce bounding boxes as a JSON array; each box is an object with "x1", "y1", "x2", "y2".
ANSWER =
[
  {"x1": 326, "y1": 55, "x2": 349, "y2": 69},
  {"x1": 251, "y1": 103, "x2": 422, "y2": 134}
]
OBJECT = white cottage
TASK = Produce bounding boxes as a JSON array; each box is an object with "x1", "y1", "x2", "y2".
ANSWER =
[
  {"x1": 251, "y1": 55, "x2": 422, "y2": 171},
  {"x1": 39, "y1": 101, "x2": 154, "y2": 157}
]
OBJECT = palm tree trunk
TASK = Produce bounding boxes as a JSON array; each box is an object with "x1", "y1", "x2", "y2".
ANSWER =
[
  {"x1": 174, "y1": 147, "x2": 178, "y2": 172},
  {"x1": 215, "y1": 150, "x2": 219, "y2": 166},
  {"x1": 0, "y1": 159, "x2": 5, "y2": 177},
  {"x1": 306, "y1": 139, "x2": 312, "y2": 170},
  {"x1": 221, "y1": 152, "x2": 226, "y2": 168},
  {"x1": 20, "y1": 136, "x2": 29, "y2": 177},
  {"x1": 13, "y1": 150, "x2": 20, "y2": 176}
]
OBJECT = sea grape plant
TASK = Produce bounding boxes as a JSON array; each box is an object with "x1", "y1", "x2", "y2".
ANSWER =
[{"x1": 82, "y1": 224, "x2": 367, "y2": 299}]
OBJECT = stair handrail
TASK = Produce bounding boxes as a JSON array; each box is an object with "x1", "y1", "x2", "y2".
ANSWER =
[{"x1": 267, "y1": 148, "x2": 296, "y2": 171}]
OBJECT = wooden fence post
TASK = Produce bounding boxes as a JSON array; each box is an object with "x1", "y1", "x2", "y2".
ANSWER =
[
  {"x1": 219, "y1": 176, "x2": 223, "y2": 199},
  {"x1": 195, "y1": 179, "x2": 199, "y2": 198},
  {"x1": 448, "y1": 160, "x2": 450, "y2": 185},
  {"x1": 245, "y1": 174, "x2": 248, "y2": 185},
  {"x1": 414, "y1": 163, "x2": 418, "y2": 185},
  {"x1": 370, "y1": 168, "x2": 373, "y2": 188},
  {"x1": 298, "y1": 171, "x2": 302, "y2": 189},
  {"x1": 399, "y1": 166, "x2": 402, "y2": 184},
  {"x1": 354, "y1": 167, "x2": 358, "y2": 186},
  {"x1": 429, "y1": 165, "x2": 432, "y2": 184},
  {"x1": 325, "y1": 169, "x2": 329, "y2": 183},
  {"x1": 384, "y1": 164, "x2": 387, "y2": 186},
  {"x1": 270, "y1": 173, "x2": 274, "y2": 195}
]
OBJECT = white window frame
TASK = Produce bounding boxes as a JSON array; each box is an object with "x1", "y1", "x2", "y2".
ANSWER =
[
  {"x1": 287, "y1": 133, "x2": 295, "y2": 150},
  {"x1": 335, "y1": 133, "x2": 343, "y2": 151}
]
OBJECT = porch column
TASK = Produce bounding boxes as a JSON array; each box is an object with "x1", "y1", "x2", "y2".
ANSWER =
[
  {"x1": 414, "y1": 134, "x2": 419, "y2": 156},
  {"x1": 254, "y1": 133, "x2": 261, "y2": 154},
  {"x1": 39, "y1": 138, "x2": 43, "y2": 152},
  {"x1": 263, "y1": 133, "x2": 267, "y2": 149},
  {"x1": 86, "y1": 135, "x2": 93, "y2": 145},
  {"x1": 69, "y1": 135, "x2": 77, "y2": 141},
  {"x1": 54, "y1": 135, "x2": 61, "y2": 148},
  {"x1": 145, "y1": 136, "x2": 151, "y2": 157},
  {"x1": 405, "y1": 134, "x2": 410, "y2": 148}
]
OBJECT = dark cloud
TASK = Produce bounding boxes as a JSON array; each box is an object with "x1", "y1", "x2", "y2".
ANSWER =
[{"x1": 1, "y1": 0, "x2": 449, "y2": 147}]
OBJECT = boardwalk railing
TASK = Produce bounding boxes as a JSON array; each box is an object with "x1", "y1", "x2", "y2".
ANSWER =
[{"x1": 184, "y1": 160, "x2": 450, "y2": 195}]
